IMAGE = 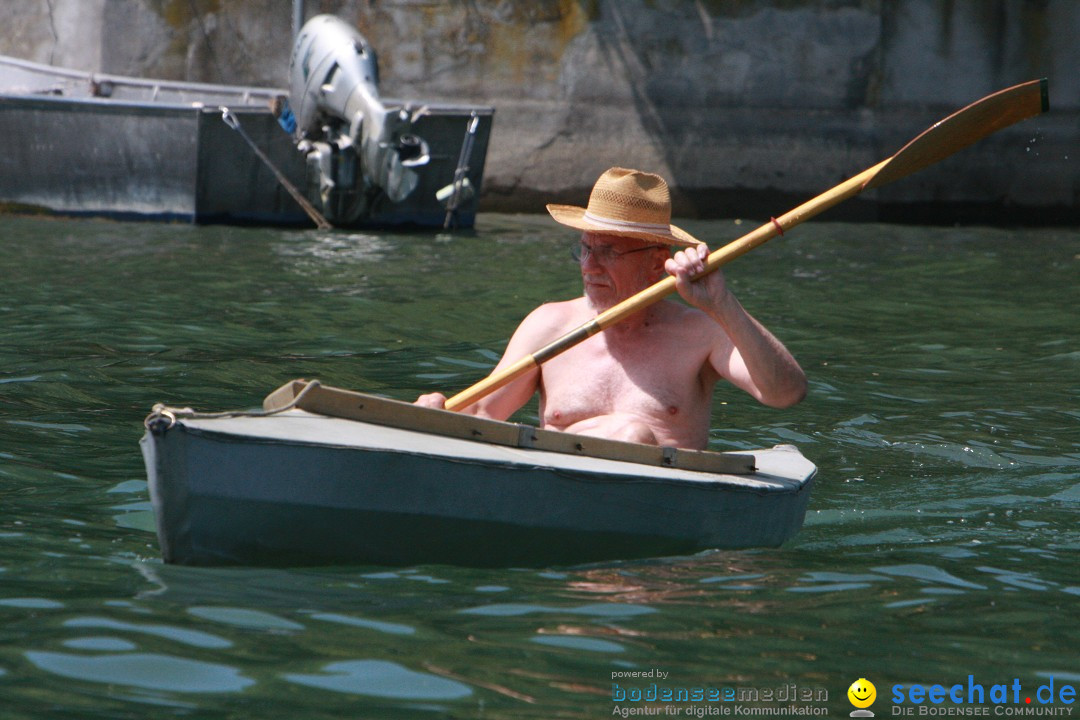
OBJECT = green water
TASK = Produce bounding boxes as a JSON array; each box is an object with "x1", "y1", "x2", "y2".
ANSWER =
[{"x1": 0, "y1": 213, "x2": 1077, "y2": 719}]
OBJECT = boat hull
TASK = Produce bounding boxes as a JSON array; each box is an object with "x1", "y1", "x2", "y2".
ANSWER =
[{"x1": 141, "y1": 410, "x2": 816, "y2": 567}]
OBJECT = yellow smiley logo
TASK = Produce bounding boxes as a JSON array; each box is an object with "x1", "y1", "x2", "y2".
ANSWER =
[{"x1": 848, "y1": 678, "x2": 876, "y2": 708}]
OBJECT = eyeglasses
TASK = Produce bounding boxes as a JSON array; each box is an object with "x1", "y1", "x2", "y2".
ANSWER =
[{"x1": 571, "y1": 242, "x2": 658, "y2": 264}]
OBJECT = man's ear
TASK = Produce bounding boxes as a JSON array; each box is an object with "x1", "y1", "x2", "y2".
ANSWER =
[{"x1": 651, "y1": 247, "x2": 672, "y2": 275}]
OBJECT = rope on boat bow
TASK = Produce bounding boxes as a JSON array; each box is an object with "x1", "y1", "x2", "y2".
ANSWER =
[{"x1": 143, "y1": 380, "x2": 323, "y2": 434}]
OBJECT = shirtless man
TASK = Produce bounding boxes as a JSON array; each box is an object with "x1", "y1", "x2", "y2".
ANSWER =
[{"x1": 416, "y1": 167, "x2": 806, "y2": 450}]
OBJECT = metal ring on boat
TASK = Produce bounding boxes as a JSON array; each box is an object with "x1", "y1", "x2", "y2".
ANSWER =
[{"x1": 144, "y1": 404, "x2": 177, "y2": 435}]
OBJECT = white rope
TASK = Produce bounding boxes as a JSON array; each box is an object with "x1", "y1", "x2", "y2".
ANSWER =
[{"x1": 144, "y1": 380, "x2": 322, "y2": 432}]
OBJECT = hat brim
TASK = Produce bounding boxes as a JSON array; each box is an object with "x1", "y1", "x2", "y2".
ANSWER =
[{"x1": 546, "y1": 204, "x2": 701, "y2": 248}]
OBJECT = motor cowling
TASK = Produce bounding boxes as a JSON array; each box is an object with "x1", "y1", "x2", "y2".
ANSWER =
[{"x1": 288, "y1": 14, "x2": 430, "y2": 223}]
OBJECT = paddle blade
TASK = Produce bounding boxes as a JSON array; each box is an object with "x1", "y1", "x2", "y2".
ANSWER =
[{"x1": 864, "y1": 78, "x2": 1048, "y2": 191}]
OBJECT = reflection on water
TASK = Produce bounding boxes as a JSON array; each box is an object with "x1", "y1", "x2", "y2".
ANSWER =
[
  {"x1": 0, "y1": 214, "x2": 1076, "y2": 717},
  {"x1": 25, "y1": 651, "x2": 255, "y2": 694},
  {"x1": 284, "y1": 659, "x2": 473, "y2": 699},
  {"x1": 63, "y1": 617, "x2": 231, "y2": 648}
]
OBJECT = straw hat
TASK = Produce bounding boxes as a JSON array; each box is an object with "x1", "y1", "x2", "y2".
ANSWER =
[{"x1": 546, "y1": 167, "x2": 700, "y2": 247}]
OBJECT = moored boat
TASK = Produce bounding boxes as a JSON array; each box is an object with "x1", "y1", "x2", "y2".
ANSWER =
[
  {"x1": 140, "y1": 381, "x2": 816, "y2": 568},
  {"x1": 0, "y1": 14, "x2": 493, "y2": 228}
]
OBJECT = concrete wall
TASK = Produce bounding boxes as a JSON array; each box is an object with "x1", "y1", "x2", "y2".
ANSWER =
[{"x1": 1, "y1": 0, "x2": 1075, "y2": 223}]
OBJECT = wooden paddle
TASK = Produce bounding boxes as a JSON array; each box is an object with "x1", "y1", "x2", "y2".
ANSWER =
[{"x1": 444, "y1": 78, "x2": 1049, "y2": 412}]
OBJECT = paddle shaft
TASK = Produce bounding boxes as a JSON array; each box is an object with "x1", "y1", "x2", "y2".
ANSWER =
[{"x1": 443, "y1": 79, "x2": 1048, "y2": 413}]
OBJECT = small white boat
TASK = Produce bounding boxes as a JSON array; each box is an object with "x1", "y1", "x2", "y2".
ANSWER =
[{"x1": 140, "y1": 381, "x2": 816, "y2": 567}]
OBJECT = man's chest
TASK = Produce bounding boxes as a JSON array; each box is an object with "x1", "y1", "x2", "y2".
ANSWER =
[{"x1": 541, "y1": 332, "x2": 704, "y2": 413}]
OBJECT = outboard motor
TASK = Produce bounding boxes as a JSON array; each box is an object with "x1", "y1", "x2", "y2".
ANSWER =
[{"x1": 289, "y1": 14, "x2": 430, "y2": 224}]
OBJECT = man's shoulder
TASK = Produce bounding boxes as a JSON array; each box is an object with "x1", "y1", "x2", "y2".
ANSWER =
[
  {"x1": 525, "y1": 297, "x2": 586, "y2": 323},
  {"x1": 658, "y1": 300, "x2": 728, "y2": 341},
  {"x1": 516, "y1": 298, "x2": 587, "y2": 339},
  {"x1": 659, "y1": 298, "x2": 710, "y2": 324}
]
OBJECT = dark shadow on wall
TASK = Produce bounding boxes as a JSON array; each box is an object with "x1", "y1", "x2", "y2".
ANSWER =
[{"x1": 587, "y1": 0, "x2": 884, "y2": 221}]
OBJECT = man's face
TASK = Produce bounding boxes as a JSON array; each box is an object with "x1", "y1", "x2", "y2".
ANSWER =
[{"x1": 577, "y1": 232, "x2": 666, "y2": 309}]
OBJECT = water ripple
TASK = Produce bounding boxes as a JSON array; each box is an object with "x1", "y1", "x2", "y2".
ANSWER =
[
  {"x1": 975, "y1": 566, "x2": 1057, "y2": 592},
  {"x1": 459, "y1": 603, "x2": 656, "y2": 618},
  {"x1": 62, "y1": 637, "x2": 138, "y2": 651},
  {"x1": 64, "y1": 617, "x2": 231, "y2": 649},
  {"x1": 308, "y1": 612, "x2": 415, "y2": 636},
  {"x1": 25, "y1": 651, "x2": 254, "y2": 693},
  {"x1": 283, "y1": 659, "x2": 472, "y2": 699},
  {"x1": 0, "y1": 597, "x2": 65, "y2": 609},
  {"x1": 871, "y1": 564, "x2": 986, "y2": 590},
  {"x1": 186, "y1": 606, "x2": 304, "y2": 631},
  {"x1": 530, "y1": 635, "x2": 626, "y2": 653}
]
